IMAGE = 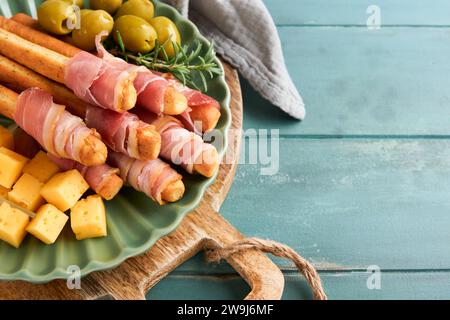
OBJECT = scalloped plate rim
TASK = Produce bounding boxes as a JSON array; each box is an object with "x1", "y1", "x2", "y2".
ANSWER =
[{"x1": 0, "y1": 0, "x2": 231, "y2": 283}]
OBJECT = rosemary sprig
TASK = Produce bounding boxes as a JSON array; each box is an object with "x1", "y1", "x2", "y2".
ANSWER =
[{"x1": 110, "y1": 32, "x2": 223, "y2": 92}]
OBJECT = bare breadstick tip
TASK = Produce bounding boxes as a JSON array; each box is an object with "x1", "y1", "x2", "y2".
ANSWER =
[
  {"x1": 194, "y1": 147, "x2": 219, "y2": 178},
  {"x1": 137, "y1": 126, "x2": 161, "y2": 160},
  {"x1": 97, "y1": 174, "x2": 124, "y2": 201},
  {"x1": 190, "y1": 104, "x2": 221, "y2": 133},
  {"x1": 164, "y1": 86, "x2": 188, "y2": 115},
  {"x1": 118, "y1": 75, "x2": 138, "y2": 112},
  {"x1": 161, "y1": 180, "x2": 185, "y2": 203},
  {"x1": 79, "y1": 133, "x2": 108, "y2": 166}
]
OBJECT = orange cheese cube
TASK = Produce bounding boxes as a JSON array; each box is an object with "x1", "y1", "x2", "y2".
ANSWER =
[
  {"x1": 0, "y1": 202, "x2": 29, "y2": 248},
  {"x1": 71, "y1": 195, "x2": 107, "y2": 240},
  {"x1": 40, "y1": 169, "x2": 89, "y2": 212},
  {"x1": 26, "y1": 204, "x2": 68, "y2": 245},
  {"x1": 0, "y1": 147, "x2": 29, "y2": 188},
  {"x1": 8, "y1": 173, "x2": 45, "y2": 211},
  {"x1": 23, "y1": 151, "x2": 60, "y2": 183}
]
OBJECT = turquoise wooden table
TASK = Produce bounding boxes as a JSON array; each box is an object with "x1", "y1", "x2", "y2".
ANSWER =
[{"x1": 147, "y1": 0, "x2": 450, "y2": 300}]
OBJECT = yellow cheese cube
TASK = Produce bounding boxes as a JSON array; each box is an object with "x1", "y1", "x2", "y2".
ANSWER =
[
  {"x1": 40, "y1": 169, "x2": 89, "y2": 212},
  {"x1": 0, "y1": 126, "x2": 14, "y2": 150},
  {"x1": 23, "y1": 151, "x2": 60, "y2": 183},
  {"x1": 0, "y1": 202, "x2": 29, "y2": 248},
  {"x1": 0, "y1": 186, "x2": 10, "y2": 198},
  {"x1": 0, "y1": 147, "x2": 29, "y2": 188},
  {"x1": 8, "y1": 173, "x2": 45, "y2": 211},
  {"x1": 26, "y1": 204, "x2": 68, "y2": 245},
  {"x1": 71, "y1": 195, "x2": 107, "y2": 240}
]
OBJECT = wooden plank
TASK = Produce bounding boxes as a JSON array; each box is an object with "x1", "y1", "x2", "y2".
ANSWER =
[
  {"x1": 148, "y1": 271, "x2": 450, "y2": 300},
  {"x1": 177, "y1": 139, "x2": 450, "y2": 271},
  {"x1": 264, "y1": 0, "x2": 450, "y2": 26},
  {"x1": 244, "y1": 27, "x2": 450, "y2": 135}
]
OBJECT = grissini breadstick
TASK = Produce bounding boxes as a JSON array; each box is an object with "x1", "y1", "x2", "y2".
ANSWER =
[
  {"x1": 11, "y1": 13, "x2": 41, "y2": 30},
  {"x1": 0, "y1": 28, "x2": 137, "y2": 112},
  {"x1": 0, "y1": 15, "x2": 80, "y2": 58},
  {"x1": 47, "y1": 154, "x2": 123, "y2": 201},
  {"x1": 0, "y1": 55, "x2": 161, "y2": 161},
  {"x1": 0, "y1": 54, "x2": 217, "y2": 177},
  {"x1": 136, "y1": 110, "x2": 220, "y2": 178},
  {"x1": 2, "y1": 17, "x2": 188, "y2": 116},
  {"x1": 160, "y1": 73, "x2": 222, "y2": 133},
  {"x1": 108, "y1": 150, "x2": 185, "y2": 205},
  {"x1": 0, "y1": 84, "x2": 107, "y2": 166}
]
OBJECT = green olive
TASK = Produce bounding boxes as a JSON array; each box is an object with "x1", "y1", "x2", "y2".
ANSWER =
[
  {"x1": 59, "y1": 0, "x2": 84, "y2": 8},
  {"x1": 79, "y1": 9, "x2": 94, "y2": 20},
  {"x1": 113, "y1": 15, "x2": 157, "y2": 53},
  {"x1": 90, "y1": 0, "x2": 123, "y2": 15},
  {"x1": 149, "y1": 16, "x2": 181, "y2": 57},
  {"x1": 72, "y1": 10, "x2": 114, "y2": 51},
  {"x1": 115, "y1": 0, "x2": 154, "y2": 22},
  {"x1": 38, "y1": 0, "x2": 77, "y2": 35}
]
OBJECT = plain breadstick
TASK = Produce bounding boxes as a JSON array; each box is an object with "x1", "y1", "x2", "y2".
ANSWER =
[
  {"x1": 0, "y1": 15, "x2": 81, "y2": 58},
  {"x1": 4, "y1": 15, "x2": 188, "y2": 116},
  {"x1": 0, "y1": 28, "x2": 67, "y2": 83}
]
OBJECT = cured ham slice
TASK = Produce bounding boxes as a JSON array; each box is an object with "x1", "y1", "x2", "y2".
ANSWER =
[
  {"x1": 85, "y1": 106, "x2": 160, "y2": 160},
  {"x1": 14, "y1": 88, "x2": 103, "y2": 165},
  {"x1": 64, "y1": 50, "x2": 138, "y2": 112},
  {"x1": 135, "y1": 109, "x2": 218, "y2": 175},
  {"x1": 91, "y1": 33, "x2": 186, "y2": 116},
  {"x1": 48, "y1": 154, "x2": 123, "y2": 200},
  {"x1": 108, "y1": 151, "x2": 182, "y2": 205},
  {"x1": 160, "y1": 73, "x2": 221, "y2": 133}
]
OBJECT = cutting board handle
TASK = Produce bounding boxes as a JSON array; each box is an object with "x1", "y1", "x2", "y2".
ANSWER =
[{"x1": 199, "y1": 208, "x2": 285, "y2": 300}]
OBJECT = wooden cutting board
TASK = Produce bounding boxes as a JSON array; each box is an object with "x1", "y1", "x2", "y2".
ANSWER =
[{"x1": 0, "y1": 62, "x2": 285, "y2": 300}]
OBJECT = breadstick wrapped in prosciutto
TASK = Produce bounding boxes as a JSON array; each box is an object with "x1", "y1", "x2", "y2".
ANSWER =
[
  {"x1": 0, "y1": 85, "x2": 107, "y2": 166},
  {"x1": 0, "y1": 54, "x2": 161, "y2": 161},
  {"x1": 0, "y1": 18, "x2": 188, "y2": 116},
  {"x1": 14, "y1": 88, "x2": 107, "y2": 166},
  {"x1": 47, "y1": 154, "x2": 123, "y2": 200},
  {"x1": 108, "y1": 151, "x2": 185, "y2": 205},
  {"x1": 0, "y1": 27, "x2": 137, "y2": 112},
  {"x1": 135, "y1": 110, "x2": 220, "y2": 178},
  {"x1": 161, "y1": 73, "x2": 221, "y2": 133}
]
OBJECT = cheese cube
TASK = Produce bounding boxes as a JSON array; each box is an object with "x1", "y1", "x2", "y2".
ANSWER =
[
  {"x1": 71, "y1": 195, "x2": 107, "y2": 240},
  {"x1": 40, "y1": 169, "x2": 89, "y2": 212},
  {"x1": 8, "y1": 173, "x2": 45, "y2": 211},
  {"x1": 0, "y1": 147, "x2": 29, "y2": 188},
  {"x1": 0, "y1": 202, "x2": 29, "y2": 248},
  {"x1": 0, "y1": 126, "x2": 14, "y2": 150},
  {"x1": 23, "y1": 151, "x2": 60, "y2": 183},
  {"x1": 0, "y1": 186, "x2": 10, "y2": 198},
  {"x1": 26, "y1": 204, "x2": 68, "y2": 244}
]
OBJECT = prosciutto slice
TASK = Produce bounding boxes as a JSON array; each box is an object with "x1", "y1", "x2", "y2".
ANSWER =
[
  {"x1": 85, "y1": 105, "x2": 156, "y2": 159},
  {"x1": 14, "y1": 88, "x2": 99, "y2": 163},
  {"x1": 135, "y1": 109, "x2": 216, "y2": 174},
  {"x1": 48, "y1": 154, "x2": 121, "y2": 199},
  {"x1": 64, "y1": 43, "x2": 138, "y2": 112},
  {"x1": 159, "y1": 73, "x2": 220, "y2": 133},
  {"x1": 109, "y1": 151, "x2": 181, "y2": 205},
  {"x1": 91, "y1": 33, "x2": 174, "y2": 115}
]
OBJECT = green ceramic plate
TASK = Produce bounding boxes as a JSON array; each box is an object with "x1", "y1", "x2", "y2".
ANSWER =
[{"x1": 0, "y1": 0, "x2": 231, "y2": 283}]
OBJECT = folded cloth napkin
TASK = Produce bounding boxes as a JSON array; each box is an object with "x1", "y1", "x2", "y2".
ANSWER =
[{"x1": 162, "y1": 0, "x2": 305, "y2": 120}]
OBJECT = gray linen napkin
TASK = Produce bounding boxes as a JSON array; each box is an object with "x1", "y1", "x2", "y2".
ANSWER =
[{"x1": 163, "y1": 0, "x2": 305, "y2": 120}]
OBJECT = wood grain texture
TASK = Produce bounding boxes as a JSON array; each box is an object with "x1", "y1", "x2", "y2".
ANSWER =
[
  {"x1": 175, "y1": 138, "x2": 450, "y2": 273},
  {"x1": 149, "y1": 271, "x2": 450, "y2": 300},
  {"x1": 244, "y1": 27, "x2": 450, "y2": 135},
  {"x1": 0, "y1": 62, "x2": 285, "y2": 300}
]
